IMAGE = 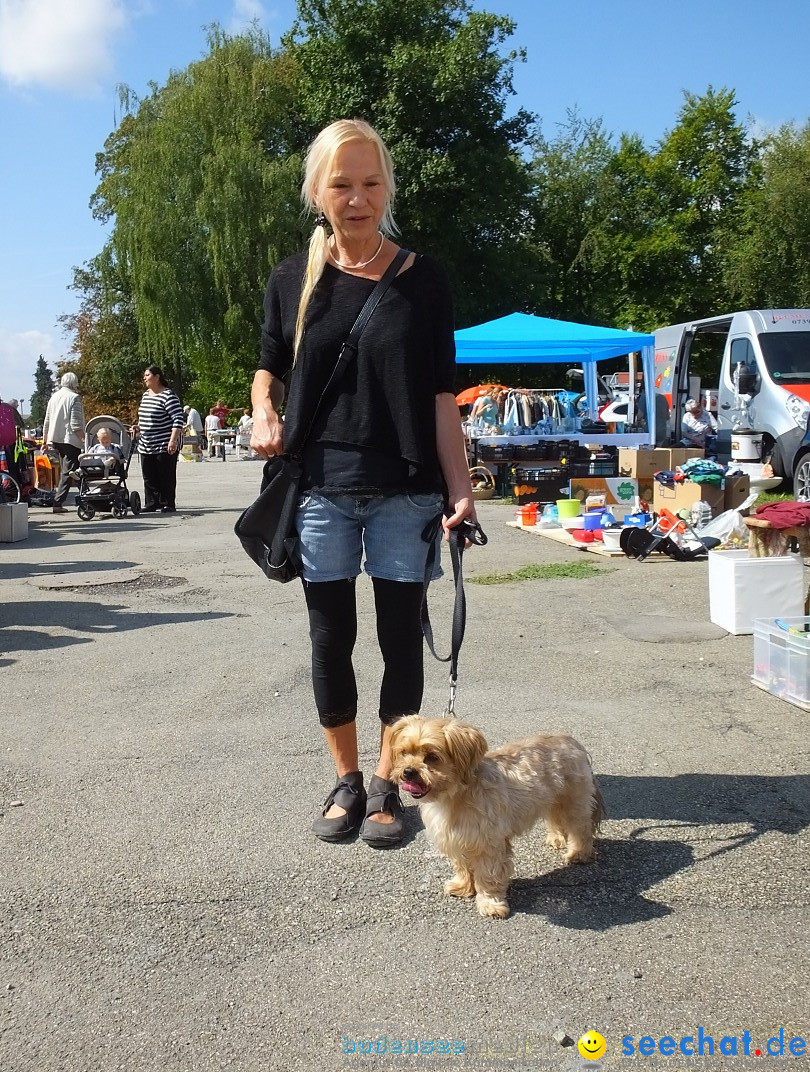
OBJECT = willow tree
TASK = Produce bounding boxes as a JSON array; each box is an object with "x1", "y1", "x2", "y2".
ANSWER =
[
  {"x1": 91, "y1": 25, "x2": 305, "y2": 404},
  {"x1": 724, "y1": 122, "x2": 810, "y2": 307},
  {"x1": 286, "y1": 0, "x2": 537, "y2": 326}
]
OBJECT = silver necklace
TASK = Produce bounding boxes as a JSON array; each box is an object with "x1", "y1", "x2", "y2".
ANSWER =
[{"x1": 330, "y1": 232, "x2": 384, "y2": 270}]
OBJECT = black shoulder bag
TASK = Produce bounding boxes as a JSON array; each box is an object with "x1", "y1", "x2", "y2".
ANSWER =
[{"x1": 234, "y1": 248, "x2": 409, "y2": 583}]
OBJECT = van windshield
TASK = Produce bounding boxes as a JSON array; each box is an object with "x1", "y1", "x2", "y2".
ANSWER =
[{"x1": 759, "y1": 332, "x2": 810, "y2": 384}]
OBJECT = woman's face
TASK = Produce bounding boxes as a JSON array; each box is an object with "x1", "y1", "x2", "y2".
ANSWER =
[
  {"x1": 318, "y1": 140, "x2": 388, "y2": 246},
  {"x1": 143, "y1": 370, "x2": 159, "y2": 391}
]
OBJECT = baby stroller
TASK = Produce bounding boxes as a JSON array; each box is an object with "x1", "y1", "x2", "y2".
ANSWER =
[{"x1": 75, "y1": 416, "x2": 141, "y2": 520}]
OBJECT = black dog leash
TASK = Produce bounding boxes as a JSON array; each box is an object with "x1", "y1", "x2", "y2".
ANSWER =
[{"x1": 421, "y1": 513, "x2": 488, "y2": 716}]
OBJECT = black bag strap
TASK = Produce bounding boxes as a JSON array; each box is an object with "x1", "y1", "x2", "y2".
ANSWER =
[
  {"x1": 295, "y1": 247, "x2": 410, "y2": 451},
  {"x1": 420, "y1": 513, "x2": 488, "y2": 716}
]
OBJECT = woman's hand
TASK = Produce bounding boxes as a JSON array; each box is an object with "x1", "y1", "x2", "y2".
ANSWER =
[
  {"x1": 250, "y1": 370, "x2": 286, "y2": 458},
  {"x1": 435, "y1": 392, "x2": 477, "y2": 541},
  {"x1": 442, "y1": 491, "x2": 477, "y2": 540},
  {"x1": 168, "y1": 430, "x2": 181, "y2": 455}
]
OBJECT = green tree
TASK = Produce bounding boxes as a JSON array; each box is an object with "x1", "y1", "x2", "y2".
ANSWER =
[
  {"x1": 29, "y1": 356, "x2": 54, "y2": 426},
  {"x1": 724, "y1": 122, "x2": 810, "y2": 307},
  {"x1": 59, "y1": 246, "x2": 143, "y2": 422},
  {"x1": 528, "y1": 111, "x2": 618, "y2": 324},
  {"x1": 91, "y1": 25, "x2": 304, "y2": 404},
  {"x1": 287, "y1": 0, "x2": 537, "y2": 325},
  {"x1": 607, "y1": 87, "x2": 753, "y2": 330}
]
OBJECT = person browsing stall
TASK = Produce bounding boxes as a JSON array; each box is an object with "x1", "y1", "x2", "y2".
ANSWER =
[
  {"x1": 251, "y1": 119, "x2": 475, "y2": 848},
  {"x1": 134, "y1": 366, "x2": 184, "y2": 512},
  {"x1": 42, "y1": 372, "x2": 85, "y2": 514}
]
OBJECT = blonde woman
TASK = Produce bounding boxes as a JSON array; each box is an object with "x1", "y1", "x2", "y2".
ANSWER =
[{"x1": 251, "y1": 119, "x2": 474, "y2": 847}]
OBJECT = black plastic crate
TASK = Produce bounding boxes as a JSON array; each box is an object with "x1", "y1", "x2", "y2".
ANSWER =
[{"x1": 477, "y1": 443, "x2": 515, "y2": 462}]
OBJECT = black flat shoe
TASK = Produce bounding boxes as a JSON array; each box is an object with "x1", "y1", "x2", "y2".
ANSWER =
[
  {"x1": 312, "y1": 772, "x2": 366, "y2": 842},
  {"x1": 359, "y1": 775, "x2": 406, "y2": 848}
]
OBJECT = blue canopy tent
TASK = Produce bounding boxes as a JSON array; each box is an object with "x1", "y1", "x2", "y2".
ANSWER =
[{"x1": 454, "y1": 312, "x2": 657, "y2": 442}]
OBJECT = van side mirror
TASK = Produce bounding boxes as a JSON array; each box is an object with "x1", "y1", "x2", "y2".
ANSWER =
[{"x1": 737, "y1": 363, "x2": 759, "y2": 396}]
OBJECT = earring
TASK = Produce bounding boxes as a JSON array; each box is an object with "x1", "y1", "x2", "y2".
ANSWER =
[{"x1": 316, "y1": 212, "x2": 328, "y2": 229}]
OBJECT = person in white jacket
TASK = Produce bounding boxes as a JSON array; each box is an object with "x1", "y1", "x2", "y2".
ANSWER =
[{"x1": 42, "y1": 372, "x2": 85, "y2": 513}]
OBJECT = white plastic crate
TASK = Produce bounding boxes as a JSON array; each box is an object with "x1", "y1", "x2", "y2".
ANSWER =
[
  {"x1": 708, "y1": 549, "x2": 804, "y2": 635},
  {"x1": 752, "y1": 617, "x2": 810, "y2": 711}
]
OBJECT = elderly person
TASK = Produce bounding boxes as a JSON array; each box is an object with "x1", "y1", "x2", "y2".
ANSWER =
[
  {"x1": 251, "y1": 119, "x2": 474, "y2": 848},
  {"x1": 135, "y1": 366, "x2": 184, "y2": 512},
  {"x1": 681, "y1": 397, "x2": 717, "y2": 449},
  {"x1": 42, "y1": 372, "x2": 85, "y2": 513}
]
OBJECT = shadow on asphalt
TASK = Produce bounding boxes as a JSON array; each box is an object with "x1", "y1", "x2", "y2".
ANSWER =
[
  {"x1": 510, "y1": 772, "x2": 810, "y2": 929},
  {"x1": 0, "y1": 599, "x2": 234, "y2": 657},
  {"x1": 1, "y1": 559, "x2": 141, "y2": 581}
]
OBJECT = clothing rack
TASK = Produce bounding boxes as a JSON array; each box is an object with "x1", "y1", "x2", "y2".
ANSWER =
[{"x1": 498, "y1": 388, "x2": 581, "y2": 433}]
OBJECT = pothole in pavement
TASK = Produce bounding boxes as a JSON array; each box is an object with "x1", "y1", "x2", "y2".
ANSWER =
[{"x1": 51, "y1": 571, "x2": 188, "y2": 595}]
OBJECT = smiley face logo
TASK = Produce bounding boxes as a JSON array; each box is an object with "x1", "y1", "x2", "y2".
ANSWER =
[{"x1": 578, "y1": 1030, "x2": 607, "y2": 1060}]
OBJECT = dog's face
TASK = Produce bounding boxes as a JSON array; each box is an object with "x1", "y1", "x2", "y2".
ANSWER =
[{"x1": 389, "y1": 715, "x2": 488, "y2": 799}]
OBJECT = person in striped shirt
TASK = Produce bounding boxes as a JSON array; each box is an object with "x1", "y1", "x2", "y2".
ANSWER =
[{"x1": 135, "y1": 366, "x2": 184, "y2": 512}]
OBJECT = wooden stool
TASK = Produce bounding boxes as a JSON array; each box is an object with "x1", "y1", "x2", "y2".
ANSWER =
[{"x1": 744, "y1": 517, "x2": 810, "y2": 557}]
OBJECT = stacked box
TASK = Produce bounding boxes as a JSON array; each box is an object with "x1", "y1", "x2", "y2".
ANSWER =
[
  {"x1": 724, "y1": 474, "x2": 751, "y2": 511},
  {"x1": 653, "y1": 481, "x2": 725, "y2": 519},
  {"x1": 617, "y1": 447, "x2": 669, "y2": 479},
  {"x1": 709, "y1": 550, "x2": 804, "y2": 635},
  {"x1": 569, "y1": 476, "x2": 638, "y2": 507},
  {"x1": 752, "y1": 617, "x2": 810, "y2": 711},
  {"x1": 0, "y1": 503, "x2": 28, "y2": 542}
]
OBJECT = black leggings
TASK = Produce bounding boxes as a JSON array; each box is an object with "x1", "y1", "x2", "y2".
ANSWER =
[{"x1": 303, "y1": 577, "x2": 425, "y2": 728}]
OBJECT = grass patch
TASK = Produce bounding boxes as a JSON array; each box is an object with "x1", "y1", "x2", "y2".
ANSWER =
[{"x1": 471, "y1": 561, "x2": 609, "y2": 585}]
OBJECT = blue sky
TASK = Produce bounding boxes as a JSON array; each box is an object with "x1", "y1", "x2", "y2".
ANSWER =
[{"x1": 1, "y1": 0, "x2": 809, "y2": 410}]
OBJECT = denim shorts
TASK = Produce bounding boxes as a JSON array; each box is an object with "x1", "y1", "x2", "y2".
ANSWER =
[{"x1": 295, "y1": 490, "x2": 445, "y2": 583}]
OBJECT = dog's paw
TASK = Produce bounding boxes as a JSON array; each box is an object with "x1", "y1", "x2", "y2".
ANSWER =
[
  {"x1": 564, "y1": 845, "x2": 595, "y2": 865},
  {"x1": 444, "y1": 875, "x2": 475, "y2": 899},
  {"x1": 545, "y1": 832, "x2": 566, "y2": 850},
  {"x1": 476, "y1": 893, "x2": 510, "y2": 919}
]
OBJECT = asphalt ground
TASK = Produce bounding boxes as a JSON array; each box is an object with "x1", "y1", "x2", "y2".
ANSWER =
[{"x1": 1, "y1": 456, "x2": 808, "y2": 1072}]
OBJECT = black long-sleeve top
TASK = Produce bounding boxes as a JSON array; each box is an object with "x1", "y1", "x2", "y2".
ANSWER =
[{"x1": 258, "y1": 251, "x2": 456, "y2": 493}]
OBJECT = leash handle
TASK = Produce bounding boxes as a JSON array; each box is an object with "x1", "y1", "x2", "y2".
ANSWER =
[{"x1": 421, "y1": 513, "x2": 488, "y2": 716}]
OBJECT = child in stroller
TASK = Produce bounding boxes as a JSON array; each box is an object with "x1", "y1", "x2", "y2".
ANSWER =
[{"x1": 75, "y1": 416, "x2": 142, "y2": 520}]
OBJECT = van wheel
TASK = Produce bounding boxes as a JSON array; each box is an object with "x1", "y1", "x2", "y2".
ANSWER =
[{"x1": 793, "y1": 455, "x2": 810, "y2": 502}]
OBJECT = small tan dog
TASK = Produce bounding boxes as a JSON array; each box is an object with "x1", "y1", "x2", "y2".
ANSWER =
[{"x1": 389, "y1": 715, "x2": 604, "y2": 919}]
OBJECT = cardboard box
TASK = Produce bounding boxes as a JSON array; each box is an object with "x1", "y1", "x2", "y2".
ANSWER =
[
  {"x1": 653, "y1": 481, "x2": 725, "y2": 519},
  {"x1": 569, "y1": 477, "x2": 638, "y2": 507},
  {"x1": 617, "y1": 447, "x2": 669, "y2": 480},
  {"x1": 709, "y1": 550, "x2": 804, "y2": 635},
  {"x1": 666, "y1": 447, "x2": 704, "y2": 468},
  {"x1": 0, "y1": 502, "x2": 28, "y2": 542},
  {"x1": 724, "y1": 474, "x2": 751, "y2": 512}
]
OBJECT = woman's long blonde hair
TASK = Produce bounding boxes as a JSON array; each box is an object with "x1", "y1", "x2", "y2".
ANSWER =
[{"x1": 294, "y1": 119, "x2": 398, "y2": 358}]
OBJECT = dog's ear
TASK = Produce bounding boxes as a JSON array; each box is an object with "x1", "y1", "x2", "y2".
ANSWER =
[
  {"x1": 388, "y1": 714, "x2": 417, "y2": 759},
  {"x1": 442, "y1": 721, "x2": 488, "y2": 781}
]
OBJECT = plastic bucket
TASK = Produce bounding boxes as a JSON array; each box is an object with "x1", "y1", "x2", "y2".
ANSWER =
[
  {"x1": 519, "y1": 504, "x2": 537, "y2": 526},
  {"x1": 583, "y1": 512, "x2": 604, "y2": 531},
  {"x1": 556, "y1": 499, "x2": 581, "y2": 518},
  {"x1": 731, "y1": 430, "x2": 763, "y2": 462}
]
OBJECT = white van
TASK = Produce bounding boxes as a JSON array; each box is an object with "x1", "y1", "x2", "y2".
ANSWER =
[{"x1": 653, "y1": 310, "x2": 810, "y2": 489}]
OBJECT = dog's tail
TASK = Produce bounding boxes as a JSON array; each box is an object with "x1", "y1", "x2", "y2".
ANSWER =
[{"x1": 591, "y1": 780, "x2": 606, "y2": 833}]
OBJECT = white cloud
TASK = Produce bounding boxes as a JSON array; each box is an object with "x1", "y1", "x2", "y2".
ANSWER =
[
  {"x1": 228, "y1": 0, "x2": 266, "y2": 33},
  {"x1": 0, "y1": 327, "x2": 61, "y2": 411},
  {"x1": 0, "y1": 0, "x2": 128, "y2": 94}
]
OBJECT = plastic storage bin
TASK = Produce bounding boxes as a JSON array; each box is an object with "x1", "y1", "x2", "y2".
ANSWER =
[
  {"x1": 752, "y1": 617, "x2": 810, "y2": 711},
  {"x1": 708, "y1": 550, "x2": 805, "y2": 635}
]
